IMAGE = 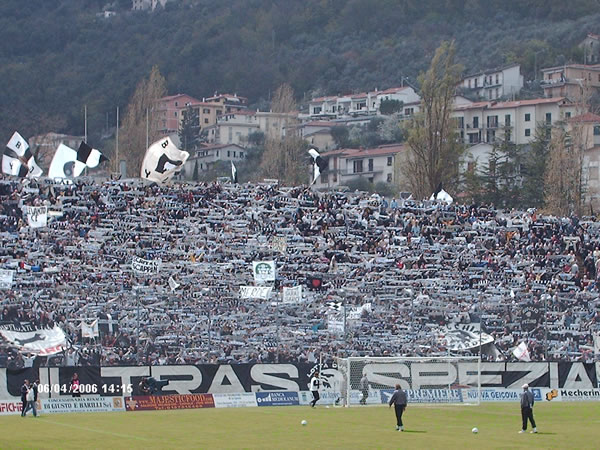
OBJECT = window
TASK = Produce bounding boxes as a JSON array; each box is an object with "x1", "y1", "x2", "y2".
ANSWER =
[
  {"x1": 387, "y1": 173, "x2": 392, "y2": 182},
  {"x1": 525, "y1": 129, "x2": 531, "y2": 137},
  {"x1": 368, "y1": 159, "x2": 373, "y2": 172},
  {"x1": 175, "y1": 102, "x2": 178, "y2": 107},
  {"x1": 525, "y1": 113, "x2": 531, "y2": 122},
  {"x1": 227, "y1": 151, "x2": 231, "y2": 157},
  {"x1": 368, "y1": 177, "x2": 374, "y2": 183},
  {"x1": 565, "y1": 112, "x2": 571, "y2": 118},
  {"x1": 353, "y1": 160, "x2": 363, "y2": 173},
  {"x1": 505, "y1": 130, "x2": 511, "y2": 141},
  {"x1": 546, "y1": 113, "x2": 552, "y2": 123},
  {"x1": 594, "y1": 126, "x2": 600, "y2": 136},
  {"x1": 405, "y1": 108, "x2": 414, "y2": 115},
  {"x1": 468, "y1": 79, "x2": 472, "y2": 88},
  {"x1": 496, "y1": 74, "x2": 499, "y2": 84},
  {"x1": 203, "y1": 108, "x2": 210, "y2": 114},
  {"x1": 495, "y1": 88, "x2": 499, "y2": 98},
  {"x1": 505, "y1": 114, "x2": 511, "y2": 126},
  {"x1": 216, "y1": 151, "x2": 219, "y2": 157},
  {"x1": 233, "y1": 151, "x2": 236, "y2": 157},
  {"x1": 458, "y1": 117, "x2": 464, "y2": 128},
  {"x1": 200, "y1": 163, "x2": 203, "y2": 170},
  {"x1": 473, "y1": 117, "x2": 479, "y2": 128},
  {"x1": 174, "y1": 111, "x2": 178, "y2": 117},
  {"x1": 240, "y1": 152, "x2": 244, "y2": 158},
  {"x1": 387, "y1": 156, "x2": 393, "y2": 166},
  {"x1": 474, "y1": 78, "x2": 478, "y2": 88},
  {"x1": 204, "y1": 118, "x2": 209, "y2": 124},
  {"x1": 488, "y1": 90, "x2": 492, "y2": 99},
  {"x1": 467, "y1": 161, "x2": 476, "y2": 173}
]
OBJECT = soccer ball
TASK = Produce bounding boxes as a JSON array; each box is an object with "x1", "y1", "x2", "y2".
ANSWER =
[
  {"x1": 472, "y1": 427, "x2": 479, "y2": 434},
  {"x1": 301, "y1": 420, "x2": 307, "y2": 426}
]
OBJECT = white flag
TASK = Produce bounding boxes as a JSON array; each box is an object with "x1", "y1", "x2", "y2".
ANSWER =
[
  {"x1": 49, "y1": 143, "x2": 85, "y2": 179},
  {"x1": 240, "y1": 286, "x2": 272, "y2": 299},
  {"x1": 168, "y1": 276, "x2": 180, "y2": 292},
  {"x1": 252, "y1": 261, "x2": 276, "y2": 282},
  {"x1": 594, "y1": 333, "x2": 600, "y2": 357},
  {"x1": 3, "y1": 132, "x2": 43, "y2": 178},
  {"x1": 512, "y1": 341, "x2": 530, "y2": 362},
  {"x1": 141, "y1": 137, "x2": 189, "y2": 183},
  {"x1": 282, "y1": 285, "x2": 303, "y2": 303},
  {"x1": 0, "y1": 269, "x2": 15, "y2": 289},
  {"x1": 132, "y1": 256, "x2": 161, "y2": 275},
  {"x1": 81, "y1": 320, "x2": 99, "y2": 338},
  {"x1": 0, "y1": 325, "x2": 66, "y2": 356}
]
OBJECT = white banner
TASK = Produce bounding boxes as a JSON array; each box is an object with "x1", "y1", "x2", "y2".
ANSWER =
[
  {"x1": 442, "y1": 323, "x2": 494, "y2": 351},
  {"x1": 23, "y1": 206, "x2": 47, "y2": 228},
  {"x1": 213, "y1": 393, "x2": 258, "y2": 408},
  {"x1": 282, "y1": 286, "x2": 303, "y2": 303},
  {"x1": 39, "y1": 396, "x2": 125, "y2": 414},
  {"x1": 347, "y1": 303, "x2": 371, "y2": 320},
  {"x1": 271, "y1": 236, "x2": 287, "y2": 254},
  {"x1": 141, "y1": 136, "x2": 189, "y2": 183},
  {"x1": 132, "y1": 256, "x2": 161, "y2": 275},
  {"x1": 0, "y1": 325, "x2": 66, "y2": 355},
  {"x1": 81, "y1": 320, "x2": 99, "y2": 338},
  {"x1": 0, "y1": 269, "x2": 15, "y2": 289},
  {"x1": 327, "y1": 315, "x2": 345, "y2": 334},
  {"x1": 252, "y1": 261, "x2": 276, "y2": 282},
  {"x1": 239, "y1": 286, "x2": 273, "y2": 299},
  {"x1": 594, "y1": 333, "x2": 600, "y2": 357}
]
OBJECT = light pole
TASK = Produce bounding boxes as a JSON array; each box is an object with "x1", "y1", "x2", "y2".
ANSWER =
[{"x1": 202, "y1": 287, "x2": 211, "y2": 348}]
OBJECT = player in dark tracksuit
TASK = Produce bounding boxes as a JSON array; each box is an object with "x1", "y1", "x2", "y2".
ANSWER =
[
  {"x1": 388, "y1": 384, "x2": 408, "y2": 431},
  {"x1": 309, "y1": 372, "x2": 320, "y2": 407},
  {"x1": 519, "y1": 383, "x2": 537, "y2": 433},
  {"x1": 20, "y1": 380, "x2": 29, "y2": 417}
]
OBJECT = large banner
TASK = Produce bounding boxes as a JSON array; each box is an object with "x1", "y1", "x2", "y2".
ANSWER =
[
  {"x1": 131, "y1": 256, "x2": 161, "y2": 275},
  {"x1": 0, "y1": 323, "x2": 66, "y2": 355},
  {"x1": 1, "y1": 362, "x2": 599, "y2": 401},
  {"x1": 239, "y1": 286, "x2": 272, "y2": 300},
  {"x1": 23, "y1": 206, "x2": 48, "y2": 228}
]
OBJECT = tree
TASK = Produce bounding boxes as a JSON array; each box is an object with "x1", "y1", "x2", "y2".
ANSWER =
[
  {"x1": 331, "y1": 126, "x2": 350, "y2": 149},
  {"x1": 404, "y1": 41, "x2": 464, "y2": 199},
  {"x1": 119, "y1": 66, "x2": 167, "y2": 176},
  {"x1": 260, "y1": 83, "x2": 307, "y2": 185},
  {"x1": 521, "y1": 124, "x2": 551, "y2": 209},
  {"x1": 179, "y1": 106, "x2": 200, "y2": 151},
  {"x1": 192, "y1": 160, "x2": 199, "y2": 181},
  {"x1": 379, "y1": 99, "x2": 403, "y2": 115}
]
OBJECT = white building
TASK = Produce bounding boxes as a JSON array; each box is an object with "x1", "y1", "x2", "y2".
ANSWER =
[
  {"x1": 314, "y1": 144, "x2": 405, "y2": 189},
  {"x1": 182, "y1": 144, "x2": 246, "y2": 179},
  {"x1": 460, "y1": 64, "x2": 523, "y2": 101},
  {"x1": 308, "y1": 86, "x2": 420, "y2": 119},
  {"x1": 453, "y1": 97, "x2": 576, "y2": 173}
]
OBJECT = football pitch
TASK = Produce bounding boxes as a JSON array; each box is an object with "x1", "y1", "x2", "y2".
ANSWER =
[{"x1": 1, "y1": 402, "x2": 599, "y2": 449}]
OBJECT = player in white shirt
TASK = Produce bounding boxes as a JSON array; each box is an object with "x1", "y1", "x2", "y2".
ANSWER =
[{"x1": 309, "y1": 371, "x2": 320, "y2": 407}]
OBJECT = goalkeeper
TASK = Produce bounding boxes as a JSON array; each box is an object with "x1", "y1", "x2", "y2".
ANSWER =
[
  {"x1": 388, "y1": 384, "x2": 408, "y2": 431},
  {"x1": 359, "y1": 374, "x2": 369, "y2": 405}
]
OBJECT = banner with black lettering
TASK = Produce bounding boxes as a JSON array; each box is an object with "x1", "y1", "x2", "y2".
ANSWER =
[
  {"x1": 0, "y1": 323, "x2": 66, "y2": 356},
  {"x1": 1, "y1": 362, "x2": 599, "y2": 401}
]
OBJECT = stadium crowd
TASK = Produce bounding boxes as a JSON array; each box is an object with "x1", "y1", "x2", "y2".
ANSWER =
[{"x1": 0, "y1": 176, "x2": 599, "y2": 368}]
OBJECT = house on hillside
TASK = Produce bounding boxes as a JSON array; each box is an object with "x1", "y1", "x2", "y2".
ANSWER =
[
  {"x1": 156, "y1": 94, "x2": 202, "y2": 136},
  {"x1": 579, "y1": 33, "x2": 600, "y2": 65},
  {"x1": 453, "y1": 97, "x2": 576, "y2": 174},
  {"x1": 28, "y1": 132, "x2": 85, "y2": 171},
  {"x1": 460, "y1": 64, "x2": 523, "y2": 101},
  {"x1": 313, "y1": 144, "x2": 407, "y2": 190},
  {"x1": 308, "y1": 86, "x2": 420, "y2": 119},
  {"x1": 182, "y1": 143, "x2": 246, "y2": 180},
  {"x1": 540, "y1": 64, "x2": 600, "y2": 101},
  {"x1": 566, "y1": 113, "x2": 600, "y2": 209},
  {"x1": 132, "y1": 0, "x2": 171, "y2": 11}
]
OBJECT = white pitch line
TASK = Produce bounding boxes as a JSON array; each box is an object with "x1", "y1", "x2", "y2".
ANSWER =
[{"x1": 42, "y1": 418, "x2": 151, "y2": 441}]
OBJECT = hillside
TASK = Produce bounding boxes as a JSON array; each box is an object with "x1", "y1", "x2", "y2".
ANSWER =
[{"x1": 1, "y1": 0, "x2": 600, "y2": 148}]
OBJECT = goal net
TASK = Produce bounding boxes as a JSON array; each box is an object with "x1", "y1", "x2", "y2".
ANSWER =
[{"x1": 322, "y1": 356, "x2": 481, "y2": 407}]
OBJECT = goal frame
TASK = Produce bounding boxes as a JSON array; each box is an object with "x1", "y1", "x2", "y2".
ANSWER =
[{"x1": 325, "y1": 355, "x2": 481, "y2": 407}]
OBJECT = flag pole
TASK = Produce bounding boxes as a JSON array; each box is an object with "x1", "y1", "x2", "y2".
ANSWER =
[
  {"x1": 115, "y1": 106, "x2": 120, "y2": 175},
  {"x1": 84, "y1": 105, "x2": 88, "y2": 176}
]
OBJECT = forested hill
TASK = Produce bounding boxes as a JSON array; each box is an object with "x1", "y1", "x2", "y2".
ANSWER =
[{"x1": 1, "y1": 0, "x2": 600, "y2": 146}]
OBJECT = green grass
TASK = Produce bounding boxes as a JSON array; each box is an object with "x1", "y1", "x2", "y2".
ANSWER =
[{"x1": 1, "y1": 402, "x2": 599, "y2": 449}]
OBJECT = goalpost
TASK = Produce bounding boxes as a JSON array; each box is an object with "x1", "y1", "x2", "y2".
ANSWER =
[{"x1": 322, "y1": 355, "x2": 481, "y2": 407}]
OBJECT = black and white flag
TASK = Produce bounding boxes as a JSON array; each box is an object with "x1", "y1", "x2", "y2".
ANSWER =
[
  {"x1": 231, "y1": 160, "x2": 238, "y2": 184},
  {"x1": 98, "y1": 312, "x2": 119, "y2": 335},
  {"x1": 308, "y1": 148, "x2": 327, "y2": 185},
  {"x1": 76, "y1": 141, "x2": 108, "y2": 169},
  {"x1": 0, "y1": 324, "x2": 66, "y2": 356},
  {"x1": 429, "y1": 182, "x2": 453, "y2": 204},
  {"x1": 141, "y1": 137, "x2": 189, "y2": 183},
  {"x1": 327, "y1": 301, "x2": 343, "y2": 311},
  {"x1": 49, "y1": 141, "x2": 107, "y2": 179},
  {"x1": 2, "y1": 132, "x2": 43, "y2": 178}
]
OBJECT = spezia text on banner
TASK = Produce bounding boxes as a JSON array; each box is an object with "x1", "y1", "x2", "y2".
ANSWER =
[
  {"x1": 252, "y1": 261, "x2": 276, "y2": 282},
  {"x1": 239, "y1": 286, "x2": 272, "y2": 300},
  {"x1": 0, "y1": 269, "x2": 15, "y2": 289},
  {"x1": 132, "y1": 256, "x2": 161, "y2": 275}
]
